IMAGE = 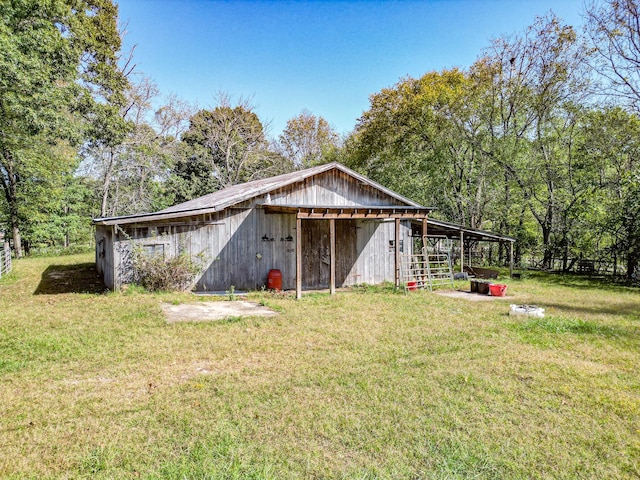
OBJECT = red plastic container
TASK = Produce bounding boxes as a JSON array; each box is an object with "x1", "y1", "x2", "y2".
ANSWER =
[
  {"x1": 488, "y1": 283, "x2": 507, "y2": 297},
  {"x1": 267, "y1": 269, "x2": 282, "y2": 291},
  {"x1": 407, "y1": 281, "x2": 417, "y2": 291}
]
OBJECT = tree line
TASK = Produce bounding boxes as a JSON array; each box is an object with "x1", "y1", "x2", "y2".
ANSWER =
[
  {"x1": 0, "y1": 0, "x2": 341, "y2": 258},
  {"x1": 345, "y1": 3, "x2": 640, "y2": 277},
  {"x1": 1, "y1": 0, "x2": 640, "y2": 279}
]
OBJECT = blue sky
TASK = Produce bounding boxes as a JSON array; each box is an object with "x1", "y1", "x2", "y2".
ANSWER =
[{"x1": 116, "y1": 0, "x2": 586, "y2": 137}]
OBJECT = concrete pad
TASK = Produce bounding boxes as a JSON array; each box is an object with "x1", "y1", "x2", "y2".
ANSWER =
[
  {"x1": 161, "y1": 301, "x2": 278, "y2": 323},
  {"x1": 434, "y1": 290, "x2": 511, "y2": 301}
]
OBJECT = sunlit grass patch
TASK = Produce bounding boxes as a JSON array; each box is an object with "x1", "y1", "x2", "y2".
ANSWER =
[
  {"x1": 513, "y1": 316, "x2": 622, "y2": 336},
  {"x1": 1, "y1": 254, "x2": 639, "y2": 478}
]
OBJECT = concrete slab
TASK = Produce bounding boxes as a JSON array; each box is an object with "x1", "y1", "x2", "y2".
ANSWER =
[
  {"x1": 161, "y1": 301, "x2": 278, "y2": 323},
  {"x1": 434, "y1": 290, "x2": 512, "y2": 301}
]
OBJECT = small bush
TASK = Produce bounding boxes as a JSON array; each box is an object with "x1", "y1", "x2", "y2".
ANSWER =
[{"x1": 133, "y1": 252, "x2": 201, "y2": 292}]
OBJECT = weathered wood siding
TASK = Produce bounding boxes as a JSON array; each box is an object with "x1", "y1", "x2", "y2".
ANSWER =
[
  {"x1": 269, "y1": 168, "x2": 408, "y2": 207},
  {"x1": 95, "y1": 225, "x2": 115, "y2": 289},
  {"x1": 104, "y1": 168, "x2": 415, "y2": 291}
]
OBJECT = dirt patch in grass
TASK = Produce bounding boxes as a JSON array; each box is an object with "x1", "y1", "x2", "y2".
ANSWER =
[{"x1": 161, "y1": 301, "x2": 278, "y2": 323}]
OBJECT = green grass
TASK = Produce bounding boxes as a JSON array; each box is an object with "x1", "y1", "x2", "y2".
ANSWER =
[{"x1": 1, "y1": 254, "x2": 639, "y2": 479}]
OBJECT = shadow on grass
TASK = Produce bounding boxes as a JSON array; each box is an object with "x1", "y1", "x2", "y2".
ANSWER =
[
  {"x1": 528, "y1": 271, "x2": 639, "y2": 292},
  {"x1": 34, "y1": 263, "x2": 107, "y2": 295},
  {"x1": 541, "y1": 301, "x2": 640, "y2": 319}
]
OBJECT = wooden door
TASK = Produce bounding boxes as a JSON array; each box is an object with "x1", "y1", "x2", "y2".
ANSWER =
[
  {"x1": 336, "y1": 219, "x2": 357, "y2": 286},
  {"x1": 301, "y1": 220, "x2": 330, "y2": 289}
]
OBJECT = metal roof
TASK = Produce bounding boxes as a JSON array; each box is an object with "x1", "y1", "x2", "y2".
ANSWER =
[
  {"x1": 425, "y1": 218, "x2": 516, "y2": 243},
  {"x1": 93, "y1": 162, "x2": 427, "y2": 226},
  {"x1": 92, "y1": 162, "x2": 514, "y2": 243}
]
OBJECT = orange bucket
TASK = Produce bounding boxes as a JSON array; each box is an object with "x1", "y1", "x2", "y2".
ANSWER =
[
  {"x1": 489, "y1": 284, "x2": 507, "y2": 296},
  {"x1": 267, "y1": 269, "x2": 282, "y2": 291}
]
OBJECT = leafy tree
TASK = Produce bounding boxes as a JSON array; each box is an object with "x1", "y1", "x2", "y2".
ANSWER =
[
  {"x1": 0, "y1": 0, "x2": 127, "y2": 256},
  {"x1": 619, "y1": 172, "x2": 640, "y2": 277},
  {"x1": 278, "y1": 110, "x2": 341, "y2": 168},
  {"x1": 469, "y1": 14, "x2": 592, "y2": 268},
  {"x1": 346, "y1": 14, "x2": 606, "y2": 270},
  {"x1": 576, "y1": 107, "x2": 640, "y2": 277},
  {"x1": 170, "y1": 96, "x2": 290, "y2": 203},
  {"x1": 20, "y1": 174, "x2": 97, "y2": 251},
  {"x1": 81, "y1": 77, "x2": 191, "y2": 217},
  {"x1": 586, "y1": 0, "x2": 640, "y2": 110},
  {"x1": 346, "y1": 69, "x2": 498, "y2": 229}
]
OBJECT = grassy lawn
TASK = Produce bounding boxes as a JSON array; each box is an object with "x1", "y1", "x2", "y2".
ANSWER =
[{"x1": 1, "y1": 254, "x2": 639, "y2": 479}]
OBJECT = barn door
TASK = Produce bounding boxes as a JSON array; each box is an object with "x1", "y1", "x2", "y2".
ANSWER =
[
  {"x1": 301, "y1": 220, "x2": 330, "y2": 289},
  {"x1": 336, "y1": 219, "x2": 357, "y2": 287}
]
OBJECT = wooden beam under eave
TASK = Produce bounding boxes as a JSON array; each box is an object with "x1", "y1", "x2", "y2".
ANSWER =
[
  {"x1": 296, "y1": 212, "x2": 428, "y2": 220},
  {"x1": 329, "y1": 218, "x2": 336, "y2": 295},
  {"x1": 296, "y1": 217, "x2": 302, "y2": 300}
]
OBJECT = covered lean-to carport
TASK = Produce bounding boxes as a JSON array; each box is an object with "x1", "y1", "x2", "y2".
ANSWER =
[{"x1": 418, "y1": 218, "x2": 517, "y2": 276}]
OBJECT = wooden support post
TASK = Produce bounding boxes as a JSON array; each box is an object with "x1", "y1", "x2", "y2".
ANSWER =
[
  {"x1": 395, "y1": 218, "x2": 401, "y2": 287},
  {"x1": 510, "y1": 241, "x2": 514, "y2": 278},
  {"x1": 296, "y1": 217, "x2": 302, "y2": 300},
  {"x1": 460, "y1": 231, "x2": 464, "y2": 273},
  {"x1": 329, "y1": 218, "x2": 336, "y2": 295},
  {"x1": 112, "y1": 225, "x2": 118, "y2": 290},
  {"x1": 422, "y1": 217, "x2": 428, "y2": 252}
]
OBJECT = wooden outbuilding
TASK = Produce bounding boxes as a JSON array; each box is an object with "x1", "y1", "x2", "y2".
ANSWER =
[{"x1": 93, "y1": 162, "x2": 513, "y2": 296}]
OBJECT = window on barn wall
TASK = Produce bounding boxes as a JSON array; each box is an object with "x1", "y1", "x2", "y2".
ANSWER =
[
  {"x1": 388, "y1": 240, "x2": 404, "y2": 253},
  {"x1": 142, "y1": 244, "x2": 165, "y2": 257}
]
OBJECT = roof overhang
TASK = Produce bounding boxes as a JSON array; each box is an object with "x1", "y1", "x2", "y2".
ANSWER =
[
  {"x1": 423, "y1": 218, "x2": 516, "y2": 243},
  {"x1": 93, "y1": 206, "x2": 224, "y2": 226},
  {"x1": 262, "y1": 204, "x2": 432, "y2": 219}
]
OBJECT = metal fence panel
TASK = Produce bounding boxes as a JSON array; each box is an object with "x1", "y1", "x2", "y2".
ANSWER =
[{"x1": 0, "y1": 246, "x2": 11, "y2": 278}]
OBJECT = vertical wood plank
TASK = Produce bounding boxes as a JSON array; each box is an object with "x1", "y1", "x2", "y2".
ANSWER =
[
  {"x1": 422, "y1": 217, "x2": 428, "y2": 253},
  {"x1": 296, "y1": 216, "x2": 302, "y2": 299},
  {"x1": 112, "y1": 225, "x2": 117, "y2": 289},
  {"x1": 330, "y1": 218, "x2": 336, "y2": 294},
  {"x1": 395, "y1": 218, "x2": 400, "y2": 287}
]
